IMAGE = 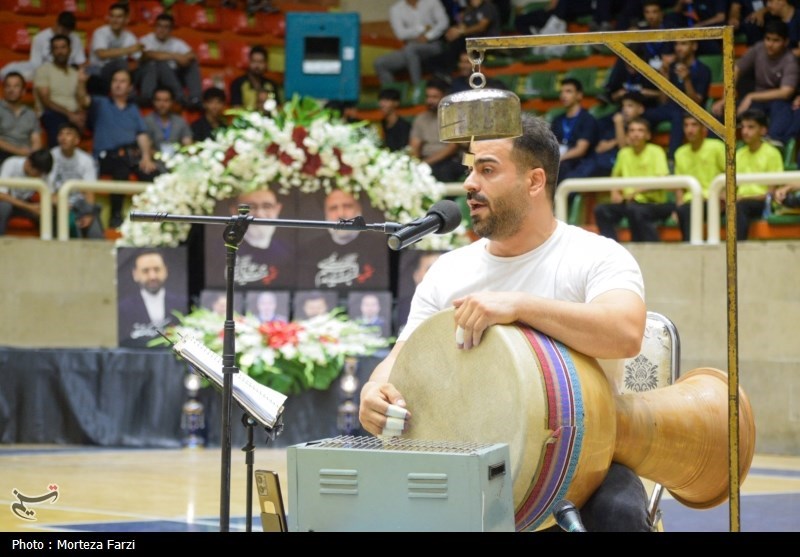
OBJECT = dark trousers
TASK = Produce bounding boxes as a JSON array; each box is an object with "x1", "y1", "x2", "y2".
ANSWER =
[
  {"x1": 644, "y1": 103, "x2": 686, "y2": 159},
  {"x1": 137, "y1": 60, "x2": 203, "y2": 106},
  {"x1": 676, "y1": 200, "x2": 711, "y2": 242},
  {"x1": 97, "y1": 148, "x2": 160, "y2": 224},
  {"x1": 595, "y1": 200, "x2": 676, "y2": 242},
  {"x1": 40, "y1": 110, "x2": 69, "y2": 148},
  {"x1": 736, "y1": 197, "x2": 767, "y2": 241}
]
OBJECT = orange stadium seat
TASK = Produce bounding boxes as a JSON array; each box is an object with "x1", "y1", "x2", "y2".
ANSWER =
[
  {"x1": 172, "y1": 3, "x2": 221, "y2": 33},
  {"x1": 260, "y1": 12, "x2": 285, "y2": 38},
  {"x1": 0, "y1": 0, "x2": 46, "y2": 16},
  {"x1": 0, "y1": 22, "x2": 35, "y2": 53},
  {"x1": 221, "y1": 40, "x2": 251, "y2": 72},
  {"x1": 187, "y1": 37, "x2": 224, "y2": 67},
  {"x1": 130, "y1": 1, "x2": 164, "y2": 26},
  {"x1": 45, "y1": 0, "x2": 92, "y2": 19},
  {"x1": 5, "y1": 216, "x2": 38, "y2": 237},
  {"x1": 219, "y1": 7, "x2": 264, "y2": 36},
  {"x1": 90, "y1": 0, "x2": 117, "y2": 20}
]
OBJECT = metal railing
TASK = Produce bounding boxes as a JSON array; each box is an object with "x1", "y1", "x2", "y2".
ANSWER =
[
  {"x1": 556, "y1": 176, "x2": 705, "y2": 245},
  {"x1": 56, "y1": 180, "x2": 150, "y2": 241},
  {"x1": 706, "y1": 171, "x2": 800, "y2": 245},
  {"x1": 0, "y1": 178, "x2": 53, "y2": 239}
]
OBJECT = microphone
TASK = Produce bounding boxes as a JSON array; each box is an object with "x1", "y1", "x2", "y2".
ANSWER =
[
  {"x1": 387, "y1": 199, "x2": 462, "y2": 251},
  {"x1": 553, "y1": 500, "x2": 587, "y2": 532}
]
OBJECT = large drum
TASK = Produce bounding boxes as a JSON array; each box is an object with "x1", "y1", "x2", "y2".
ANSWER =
[{"x1": 389, "y1": 309, "x2": 756, "y2": 531}]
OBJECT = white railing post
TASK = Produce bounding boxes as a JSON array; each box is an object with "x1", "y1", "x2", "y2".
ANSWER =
[
  {"x1": 0, "y1": 177, "x2": 52, "y2": 239},
  {"x1": 57, "y1": 180, "x2": 151, "y2": 241}
]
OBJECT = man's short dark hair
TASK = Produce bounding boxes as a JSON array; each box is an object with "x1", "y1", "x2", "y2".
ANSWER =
[
  {"x1": 560, "y1": 77, "x2": 583, "y2": 93},
  {"x1": 764, "y1": 18, "x2": 789, "y2": 40},
  {"x1": 249, "y1": 45, "x2": 267, "y2": 58},
  {"x1": 511, "y1": 113, "x2": 561, "y2": 204},
  {"x1": 621, "y1": 91, "x2": 646, "y2": 107},
  {"x1": 426, "y1": 78, "x2": 450, "y2": 95},
  {"x1": 739, "y1": 108, "x2": 769, "y2": 128},
  {"x1": 110, "y1": 2, "x2": 129, "y2": 16},
  {"x1": 202, "y1": 87, "x2": 226, "y2": 103},
  {"x1": 156, "y1": 13, "x2": 175, "y2": 27},
  {"x1": 153, "y1": 86, "x2": 173, "y2": 99},
  {"x1": 379, "y1": 88, "x2": 401, "y2": 102},
  {"x1": 50, "y1": 33, "x2": 71, "y2": 50},
  {"x1": 3, "y1": 71, "x2": 25, "y2": 87},
  {"x1": 626, "y1": 115, "x2": 651, "y2": 132},
  {"x1": 56, "y1": 11, "x2": 77, "y2": 31},
  {"x1": 57, "y1": 121, "x2": 81, "y2": 135},
  {"x1": 29, "y1": 148, "x2": 54, "y2": 174}
]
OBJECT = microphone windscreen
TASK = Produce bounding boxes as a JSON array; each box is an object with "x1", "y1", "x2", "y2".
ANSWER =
[{"x1": 428, "y1": 200, "x2": 462, "y2": 234}]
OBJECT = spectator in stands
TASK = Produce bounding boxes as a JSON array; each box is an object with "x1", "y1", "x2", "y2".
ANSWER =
[
  {"x1": 229, "y1": 45, "x2": 282, "y2": 112},
  {"x1": 734, "y1": 109, "x2": 785, "y2": 240},
  {"x1": 0, "y1": 72, "x2": 42, "y2": 166},
  {"x1": 590, "y1": 92, "x2": 648, "y2": 178},
  {"x1": 551, "y1": 77, "x2": 598, "y2": 185},
  {"x1": 191, "y1": 87, "x2": 228, "y2": 142},
  {"x1": 644, "y1": 39, "x2": 711, "y2": 160},
  {"x1": 325, "y1": 100, "x2": 360, "y2": 123},
  {"x1": 48, "y1": 122, "x2": 104, "y2": 240},
  {"x1": 0, "y1": 148, "x2": 53, "y2": 236},
  {"x1": 672, "y1": 113, "x2": 726, "y2": 242},
  {"x1": 443, "y1": 0, "x2": 501, "y2": 70},
  {"x1": 34, "y1": 35, "x2": 87, "y2": 148},
  {"x1": 138, "y1": 14, "x2": 203, "y2": 109},
  {"x1": 594, "y1": 117, "x2": 673, "y2": 242},
  {"x1": 775, "y1": 182, "x2": 800, "y2": 208},
  {"x1": 638, "y1": 1, "x2": 677, "y2": 71},
  {"x1": 377, "y1": 88, "x2": 411, "y2": 152},
  {"x1": 603, "y1": 51, "x2": 661, "y2": 108},
  {"x1": 728, "y1": 1, "x2": 767, "y2": 46},
  {"x1": 87, "y1": 2, "x2": 143, "y2": 96},
  {"x1": 711, "y1": 19, "x2": 798, "y2": 145},
  {"x1": 409, "y1": 78, "x2": 465, "y2": 182},
  {"x1": 513, "y1": 1, "x2": 592, "y2": 36},
  {"x1": 763, "y1": 0, "x2": 800, "y2": 55},
  {"x1": 449, "y1": 50, "x2": 508, "y2": 93},
  {"x1": 143, "y1": 87, "x2": 193, "y2": 172},
  {"x1": 373, "y1": 0, "x2": 451, "y2": 87},
  {"x1": 81, "y1": 68, "x2": 157, "y2": 229},
  {"x1": 0, "y1": 11, "x2": 85, "y2": 83},
  {"x1": 667, "y1": 1, "x2": 726, "y2": 54}
]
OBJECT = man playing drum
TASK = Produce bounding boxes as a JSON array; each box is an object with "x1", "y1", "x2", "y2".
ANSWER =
[{"x1": 358, "y1": 114, "x2": 651, "y2": 532}]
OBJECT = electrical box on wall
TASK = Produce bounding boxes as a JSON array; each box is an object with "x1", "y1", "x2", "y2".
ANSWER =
[{"x1": 284, "y1": 12, "x2": 361, "y2": 102}]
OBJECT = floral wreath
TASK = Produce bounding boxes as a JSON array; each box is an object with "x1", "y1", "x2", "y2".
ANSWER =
[{"x1": 117, "y1": 95, "x2": 470, "y2": 250}]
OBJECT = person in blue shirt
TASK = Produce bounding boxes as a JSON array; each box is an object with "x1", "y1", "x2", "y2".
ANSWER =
[{"x1": 551, "y1": 77, "x2": 599, "y2": 185}]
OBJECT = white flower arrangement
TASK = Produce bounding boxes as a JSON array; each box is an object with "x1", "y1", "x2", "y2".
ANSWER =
[{"x1": 117, "y1": 96, "x2": 470, "y2": 250}]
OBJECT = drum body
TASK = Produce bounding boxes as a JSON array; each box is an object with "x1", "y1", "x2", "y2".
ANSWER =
[{"x1": 389, "y1": 309, "x2": 618, "y2": 531}]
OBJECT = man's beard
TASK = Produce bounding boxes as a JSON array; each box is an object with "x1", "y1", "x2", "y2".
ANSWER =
[
  {"x1": 470, "y1": 187, "x2": 528, "y2": 239},
  {"x1": 244, "y1": 225, "x2": 276, "y2": 249},
  {"x1": 328, "y1": 228, "x2": 360, "y2": 245}
]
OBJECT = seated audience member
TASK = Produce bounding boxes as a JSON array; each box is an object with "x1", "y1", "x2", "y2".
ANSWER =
[
  {"x1": 728, "y1": 0, "x2": 767, "y2": 46},
  {"x1": 443, "y1": 0, "x2": 501, "y2": 70},
  {"x1": 373, "y1": 0, "x2": 450, "y2": 86},
  {"x1": 449, "y1": 51, "x2": 508, "y2": 94},
  {"x1": 734, "y1": 109, "x2": 785, "y2": 241},
  {"x1": 551, "y1": 77, "x2": 598, "y2": 184},
  {"x1": 81, "y1": 68, "x2": 158, "y2": 229},
  {"x1": 143, "y1": 87, "x2": 193, "y2": 171},
  {"x1": 513, "y1": 0, "x2": 593, "y2": 35},
  {"x1": 667, "y1": 0, "x2": 726, "y2": 54},
  {"x1": 87, "y1": 2, "x2": 143, "y2": 96},
  {"x1": 325, "y1": 100, "x2": 360, "y2": 124},
  {"x1": 762, "y1": 0, "x2": 800, "y2": 55},
  {"x1": 191, "y1": 87, "x2": 228, "y2": 142},
  {"x1": 0, "y1": 148, "x2": 53, "y2": 235},
  {"x1": 637, "y1": 1, "x2": 677, "y2": 69},
  {"x1": 594, "y1": 117, "x2": 673, "y2": 242},
  {"x1": 409, "y1": 78, "x2": 465, "y2": 182},
  {"x1": 712, "y1": 19, "x2": 798, "y2": 145},
  {"x1": 673, "y1": 113, "x2": 726, "y2": 242},
  {"x1": 138, "y1": 14, "x2": 202, "y2": 109},
  {"x1": 48, "y1": 122, "x2": 104, "y2": 239},
  {"x1": 590, "y1": 92, "x2": 648, "y2": 178},
  {"x1": 34, "y1": 35, "x2": 87, "y2": 148},
  {"x1": 603, "y1": 56, "x2": 661, "y2": 108},
  {"x1": 377, "y1": 88, "x2": 411, "y2": 152},
  {"x1": 775, "y1": 182, "x2": 800, "y2": 208},
  {"x1": 0, "y1": 11, "x2": 85, "y2": 82},
  {"x1": 0, "y1": 72, "x2": 43, "y2": 166},
  {"x1": 229, "y1": 45, "x2": 282, "y2": 112},
  {"x1": 644, "y1": 39, "x2": 711, "y2": 160}
]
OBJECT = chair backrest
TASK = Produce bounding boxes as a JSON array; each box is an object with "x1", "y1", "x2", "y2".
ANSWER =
[{"x1": 618, "y1": 310, "x2": 681, "y2": 531}]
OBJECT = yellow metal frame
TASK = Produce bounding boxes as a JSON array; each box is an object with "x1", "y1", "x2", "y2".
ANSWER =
[{"x1": 467, "y1": 27, "x2": 743, "y2": 532}]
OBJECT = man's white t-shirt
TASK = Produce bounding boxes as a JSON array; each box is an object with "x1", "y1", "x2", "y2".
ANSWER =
[
  {"x1": 399, "y1": 220, "x2": 645, "y2": 342},
  {"x1": 139, "y1": 34, "x2": 191, "y2": 70},
  {"x1": 89, "y1": 25, "x2": 140, "y2": 68}
]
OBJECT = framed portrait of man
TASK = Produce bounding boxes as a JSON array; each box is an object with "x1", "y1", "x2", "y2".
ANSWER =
[
  {"x1": 395, "y1": 249, "x2": 443, "y2": 334},
  {"x1": 204, "y1": 187, "x2": 298, "y2": 290},
  {"x1": 117, "y1": 246, "x2": 189, "y2": 348},
  {"x1": 347, "y1": 291, "x2": 393, "y2": 338},
  {"x1": 292, "y1": 289, "x2": 340, "y2": 321},
  {"x1": 294, "y1": 189, "x2": 390, "y2": 292},
  {"x1": 245, "y1": 290, "x2": 291, "y2": 323},
  {"x1": 199, "y1": 289, "x2": 245, "y2": 317}
]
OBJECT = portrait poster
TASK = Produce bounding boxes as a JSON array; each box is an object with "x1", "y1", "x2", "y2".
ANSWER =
[
  {"x1": 245, "y1": 290, "x2": 291, "y2": 323},
  {"x1": 347, "y1": 291, "x2": 393, "y2": 338},
  {"x1": 395, "y1": 249, "x2": 444, "y2": 333},
  {"x1": 199, "y1": 289, "x2": 245, "y2": 317},
  {"x1": 117, "y1": 246, "x2": 188, "y2": 348},
  {"x1": 292, "y1": 289, "x2": 341, "y2": 321},
  {"x1": 294, "y1": 189, "x2": 390, "y2": 292},
  {"x1": 203, "y1": 187, "x2": 299, "y2": 290}
]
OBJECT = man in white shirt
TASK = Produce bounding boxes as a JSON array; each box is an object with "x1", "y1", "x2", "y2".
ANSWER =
[
  {"x1": 87, "y1": 2, "x2": 143, "y2": 95},
  {"x1": 0, "y1": 11, "x2": 86, "y2": 82},
  {"x1": 49, "y1": 122, "x2": 103, "y2": 239},
  {"x1": 373, "y1": 0, "x2": 450, "y2": 86},
  {"x1": 137, "y1": 14, "x2": 202, "y2": 109}
]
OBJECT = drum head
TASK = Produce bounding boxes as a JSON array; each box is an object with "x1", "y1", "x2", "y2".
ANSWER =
[{"x1": 389, "y1": 309, "x2": 549, "y2": 512}]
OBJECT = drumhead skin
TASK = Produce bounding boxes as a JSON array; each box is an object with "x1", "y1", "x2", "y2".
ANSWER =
[{"x1": 390, "y1": 309, "x2": 616, "y2": 531}]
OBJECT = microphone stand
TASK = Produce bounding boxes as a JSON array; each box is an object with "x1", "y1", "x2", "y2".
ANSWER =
[{"x1": 129, "y1": 206, "x2": 404, "y2": 532}]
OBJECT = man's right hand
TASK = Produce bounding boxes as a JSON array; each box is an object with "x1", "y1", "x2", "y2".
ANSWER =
[{"x1": 358, "y1": 380, "x2": 409, "y2": 437}]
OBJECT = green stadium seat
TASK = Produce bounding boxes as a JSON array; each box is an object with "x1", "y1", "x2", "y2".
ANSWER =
[
  {"x1": 519, "y1": 70, "x2": 560, "y2": 101},
  {"x1": 698, "y1": 54, "x2": 723, "y2": 84}
]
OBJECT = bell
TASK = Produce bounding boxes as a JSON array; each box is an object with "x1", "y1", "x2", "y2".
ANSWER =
[{"x1": 438, "y1": 82, "x2": 523, "y2": 143}]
